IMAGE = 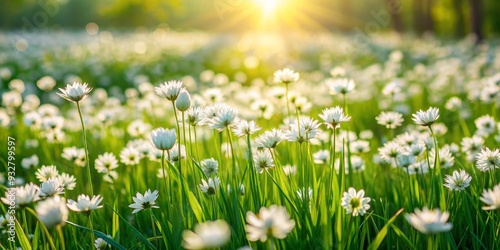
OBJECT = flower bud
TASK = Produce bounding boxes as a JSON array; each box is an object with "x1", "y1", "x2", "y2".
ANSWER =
[{"x1": 175, "y1": 89, "x2": 191, "y2": 112}]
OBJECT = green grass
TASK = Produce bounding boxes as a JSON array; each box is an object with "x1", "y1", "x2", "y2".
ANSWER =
[{"x1": 0, "y1": 31, "x2": 500, "y2": 249}]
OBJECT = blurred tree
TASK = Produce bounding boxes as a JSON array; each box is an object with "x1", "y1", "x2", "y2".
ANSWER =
[
  {"x1": 453, "y1": 0, "x2": 466, "y2": 37},
  {"x1": 469, "y1": 0, "x2": 483, "y2": 41},
  {"x1": 0, "y1": 0, "x2": 499, "y2": 39},
  {"x1": 387, "y1": 0, "x2": 403, "y2": 32}
]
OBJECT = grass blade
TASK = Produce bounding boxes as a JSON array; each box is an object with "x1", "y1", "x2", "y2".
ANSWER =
[
  {"x1": 105, "y1": 203, "x2": 157, "y2": 250},
  {"x1": 367, "y1": 208, "x2": 404, "y2": 250},
  {"x1": 15, "y1": 219, "x2": 32, "y2": 250},
  {"x1": 65, "y1": 220, "x2": 126, "y2": 250}
]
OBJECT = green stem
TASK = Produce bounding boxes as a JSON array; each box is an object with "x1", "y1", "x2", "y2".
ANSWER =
[
  {"x1": 161, "y1": 150, "x2": 168, "y2": 194},
  {"x1": 149, "y1": 210, "x2": 159, "y2": 247},
  {"x1": 88, "y1": 213, "x2": 96, "y2": 249},
  {"x1": 428, "y1": 234, "x2": 435, "y2": 250},
  {"x1": 77, "y1": 102, "x2": 93, "y2": 196},
  {"x1": 26, "y1": 207, "x2": 56, "y2": 249},
  {"x1": 345, "y1": 215, "x2": 353, "y2": 249},
  {"x1": 246, "y1": 134, "x2": 261, "y2": 210},
  {"x1": 56, "y1": 225, "x2": 66, "y2": 250},
  {"x1": 227, "y1": 128, "x2": 236, "y2": 171},
  {"x1": 285, "y1": 83, "x2": 291, "y2": 119},
  {"x1": 171, "y1": 101, "x2": 182, "y2": 176}
]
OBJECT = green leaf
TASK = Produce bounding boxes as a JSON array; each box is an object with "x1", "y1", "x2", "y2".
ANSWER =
[
  {"x1": 32, "y1": 222, "x2": 40, "y2": 250},
  {"x1": 187, "y1": 190, "x2": 205, "y2": 222},
  {"x1": 15, "y1": 219, "x2": 32, "y2": 250},
  {"x1": 65, "y1": 220, "x2": 126, "y2": 250},
  {"x1": 112, "y1": 200, "x2": 120, "y2": 239},
  {"x1": 390, "y1": 224, "x2": 416, "y2": 250},
  {"x1": 367, "y1": 208, "x2": 404, "y2": 250},
  {"x1": 105, "y1": 203, "x2": 157, "y2": 250}
]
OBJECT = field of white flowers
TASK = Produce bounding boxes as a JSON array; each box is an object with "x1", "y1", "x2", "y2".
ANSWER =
[{"x1": 1, "y1": 31, "x2": 500, "y2": 249}]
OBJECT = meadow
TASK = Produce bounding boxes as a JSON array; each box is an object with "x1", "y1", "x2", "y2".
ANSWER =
[{"x1": 0, "y1": 31, "x2": 500, "y2": 249}]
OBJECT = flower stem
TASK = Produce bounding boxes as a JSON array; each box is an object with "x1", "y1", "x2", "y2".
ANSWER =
[
  {"x1": 161, "y1": 150, "x2": 168, "y2": 194},
  {"x1": 56, "y1": 225, "x2": 66, "y2": 250},
  {"x1": 77, "y1": 102, "x2": 94, "y2": 196},
  {"x1": 88, "y1": 213, "x2": 96, "y2": 249},
  {"x1": 171, "y1": 101, "x2": 182, "y2": 176},
  {"x1": 149, "y1": 210, "x2": 159, "y2": 247},
  {"x1": 285, "y1": 83, "x2": 291, "y2": 119}
]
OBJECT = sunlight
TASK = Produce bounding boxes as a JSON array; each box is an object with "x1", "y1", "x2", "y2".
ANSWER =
[{"x1": 253, "y1": 0, "x2": 283, "y2": 16}]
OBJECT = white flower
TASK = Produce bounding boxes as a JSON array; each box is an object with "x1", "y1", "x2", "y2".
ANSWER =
[
  {"x1": 2, "y1": 91, "x2": 22, "y2": 108},
  {"x1": 201, "y1": 158, "x2": 219, "y2": 176},
  {"x1": 58, "y1": 173, "x2": 77, "y2": 190},
  {"x1": 273, "y1": 68, "x2": 299, "y2": 84},
  {"x1": 168, "y1": 144, "x2": 186, "y2": 162},
  {"x1": 36, "y1": 76, "x2": 57, "y2": 91},
  {"x1": 175, "y1": 89, "x2": 192, "y2": 111},
  {"x1": 461, "y1": 136, "x2": 484, "y2": 162},
  {"x1": 39, "y1": 178, "x2": 64, "y2": 198},
  {"x1": 182, "y1": 220, "x2": 231, "y2": 249},
  {"x1": 1, "y1": 183, "x2": 40, "y2": 208},
  {"x1": 313, "y1": 150, "x2": 330, "y2": 164},
  {"x1": 120, "y1": 147, "x2": 141, "y2": 166},
  {"x1": 245, "y1": 205, "x2": 295, "y2": 242},
  {"x1": 350, "y1": 140, "x2": 370, "y2": 154},
  {"x1": 42, "y1": 116, "x2": 64, "y2": 131},
  {"x1": 412, "y1": 107, "x2": 439, "y2": 126},
  {"x1": 155, "y1": 80, "x2": 184, "y2": 101},
  {"x1": 21, "y1": 155, "x2": 39, "y2": 170},
  {"x1": 187, "y1": 106, "x2": 204, "y2": 126},
  {"x1": 35, "y1": 165, "x2": 59, "y2": 182},
  {"x1": 326, "y1": 78, "x2": 355, "y2": 95},
  {"x1": 251, "y1": 99, "x2": 274, "y2": 119},
  {"x1": 341, "y1": 187, "x2": 371, "y2": 216},
  {"x1": 253, "y1": 150, "x2": 275, "y2": 173},
  {"x1": 199, "y1": 177, "x2": 220, "y2": 195},
  {"x1": 95, "y1": 152, "x2": 119, "y2": 183},
  {"x1": 61, "y1": 147, "x2": 86, "y2": 167},
  {"x1": 476, "y1": 147, "x2": 500, "y2": 172},
  {"x1": 480, "y1": 184, "x2": 500, "y2": 210},
  {"x1": 150, "y1": 128, "x2": 177, "y2": 151},
  {"x1": 376, "y1": 111, "x2": 404, "y2": 129},
  {"x1": 232, "y1": 120, "x2": 261, "y2": 137},
  {"x1": 319, "y1": 106, "x2": 351, "y2": 129},
  {"x1": 443, "y1": 170, "x2": 471, "y2": 191},
  {"x1": 94, "y1": 237, "x2": 111, "y2": 250},
  {"x1": 405, "y1": 207, "x2": 452, "y2": 234},
  {"x1": 57, "y1": 82, "x2": 92, "y2": 103},
  {"x1": 67, "y1": 194, "x2": 103, "y2": 213},
  {"x1": 285, "y1": 117, "x2": 321, "y2": 143},
  {"x1": 396, "y1": 153, "x2": 415, "y2": 168},
  {"x1": 255, "y1": 129, "x2": 285, "y2": 149},
  {"x1": 35, "y1": 196, "x2": 69, "y2": 228},
  {"x1": 0, "y1": 109, "x2": 10, "y2": 127},
  {"x1": 378, "y1": 141, "x2": 403, "y2": 163},
  {"x1": 445, "y1": 97, "x2": 462, "y2": 111},
  {"x1": 429, "y1": 147, "x2": 455, "y2": 169},
  {"x1": 129, "y1": 189, "x2": 159, "y2": 214},
  {"x1": 156, "y1": 168, "x2": 167, "y2": 178},
  {"x1": 23, "y1": 111, "x2": 42, "y2": 129},
  {"x1": 127, "y1": 120, "x2": 151, "y2": 138},
  {"x1": 475, "y1": 115, "x2": 496, "y2": 137},
  {"x1": 208, "y1": 105, "x2": 238, "y2": 132}
]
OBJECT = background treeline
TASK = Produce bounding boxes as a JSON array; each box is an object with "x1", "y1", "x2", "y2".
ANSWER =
[{"x1": 0, "y1": 0, "x2": 499, "y2": 39}]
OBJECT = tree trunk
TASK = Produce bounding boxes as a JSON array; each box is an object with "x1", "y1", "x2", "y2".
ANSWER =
[
  {"x1": 413, "y1": 0, "x2": 425, "y2": 33},
  {"x1": 454, "y1": 0, "x2": 466, "y2": 37},
  {"x1": 424, "y1": 0, "x2": 434, "y2": 32},
  {"x1": 388, "y1": 0, "x2": 403, "y2": 32},
  {"x1": 469, "y1": 0, "x2": 483, "y2": 41}
]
